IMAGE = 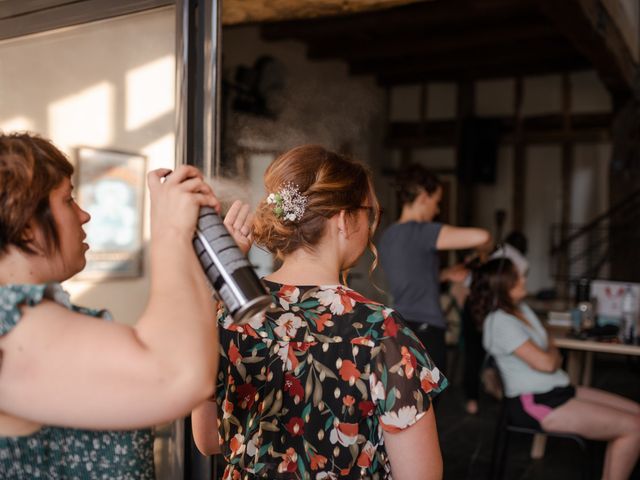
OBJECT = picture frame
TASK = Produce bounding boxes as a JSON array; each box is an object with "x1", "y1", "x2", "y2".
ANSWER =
[{"x1": 73, "y1": 147, "x2": 147, "y2": 279}]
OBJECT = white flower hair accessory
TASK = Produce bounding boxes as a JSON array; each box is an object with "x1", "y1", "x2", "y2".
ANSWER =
[{"x1": 266, "y1": 182, "x2": 307, "y2": 222}]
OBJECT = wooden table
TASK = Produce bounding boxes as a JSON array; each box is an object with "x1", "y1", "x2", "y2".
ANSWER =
[
  {"x1": 529, "y1": 332, "x2": 640, "y2": 458},
  {"x1": 553, "y1": 335, "x2": 640, "y2": 385}
]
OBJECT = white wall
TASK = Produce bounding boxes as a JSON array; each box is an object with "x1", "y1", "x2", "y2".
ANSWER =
[
  {"x1": 524, "y1": 146, "x2": 563, "y2": 291},
  {"x1": 473, "y1": 147, "x2": 514, "y2": 236},
  {"x1": 223, "y1": 26, "x2": 385, "y2": 161},
  {"x1": 0, "y1": 8, "x2": 176, "y2": 325},
  {"x1": 572, "y1": 143, "x2": 611, "y2": 223}
]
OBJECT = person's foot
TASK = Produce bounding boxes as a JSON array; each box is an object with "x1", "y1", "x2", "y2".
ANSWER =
[{"x1": 465, "y1": 399, "x2": 478, "y2": 415}]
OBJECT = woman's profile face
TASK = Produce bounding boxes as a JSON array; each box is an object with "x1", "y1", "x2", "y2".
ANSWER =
[
  {"x1": 35, "y1": 177, "x2": 91, "y2": 281},
  {"x1": 508, "y1": 271, "x2": 527, "y2": 303}
]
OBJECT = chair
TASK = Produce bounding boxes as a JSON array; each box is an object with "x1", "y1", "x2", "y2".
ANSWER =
[{"x1": 488, "y1": 367, "x2": 591, "y2": 480}]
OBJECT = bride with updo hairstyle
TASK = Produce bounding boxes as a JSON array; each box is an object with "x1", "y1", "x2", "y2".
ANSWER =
[{"x1": 192, "y1": 145, "x2": 447, "y2": 480}]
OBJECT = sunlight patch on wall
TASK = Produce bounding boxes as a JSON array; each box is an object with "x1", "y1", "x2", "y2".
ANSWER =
[
  {"x1": 126, "y1": 55, "x2": 174, "y2": 131},
  {"x1": 141, "y1": 132, "x2": 175, "y2": 170},
  {"x1": 48, "y1": 81, "x2": 114, "y2": 151},
  {"x1": 140, "y1": 132, "x2": 175, "y2": 238},
  {"x1": 0, "y1": 116, "x2": 34, "y2": 133}
]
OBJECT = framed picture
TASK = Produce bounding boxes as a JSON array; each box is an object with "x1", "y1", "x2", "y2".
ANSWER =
[{"x1": 74, "y1": 147, "x2": 146, "y2": 279}]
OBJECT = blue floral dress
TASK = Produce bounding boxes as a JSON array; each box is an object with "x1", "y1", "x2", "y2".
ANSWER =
[
  {"x1": 216, "y1": 280, "x2": 447, "y2": 479},
  {"x1": 0, "y1": 284, "x2": 155, "y2": 479}
]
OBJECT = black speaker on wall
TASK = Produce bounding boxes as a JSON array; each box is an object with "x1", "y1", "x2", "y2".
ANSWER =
[{"x1": 457, "y1": 118, "x2": 501, "y2": 184}]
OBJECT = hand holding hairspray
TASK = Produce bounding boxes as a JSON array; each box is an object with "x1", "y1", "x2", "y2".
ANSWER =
[{"x1": 193, "y1": 207, "x2": 271, "y2": 325}]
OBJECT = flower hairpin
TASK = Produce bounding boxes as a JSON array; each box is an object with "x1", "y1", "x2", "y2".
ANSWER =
[{"x1": 267, "y1": 182, "x2": 307, "y2": 223}]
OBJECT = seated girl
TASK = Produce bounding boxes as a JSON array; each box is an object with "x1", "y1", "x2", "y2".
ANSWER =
[{"x1": 469, "y1": 258, "x2": 640, "y2": 480}]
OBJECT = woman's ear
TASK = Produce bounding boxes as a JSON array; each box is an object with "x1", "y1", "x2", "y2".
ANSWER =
[
  {"x1": 21, "y1": 221, "x2": 45, "y2": 255},
  {"x1": 21, "y1": 222, "x2": 35, "y2": 243},
  {"x1": 337, "y1": 210, "x2": 349, "y2": 238}
]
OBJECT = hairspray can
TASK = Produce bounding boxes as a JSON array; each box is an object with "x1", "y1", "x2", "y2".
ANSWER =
[{"x1": 193, "y1": 207, "x2": 271, "y2": 324}]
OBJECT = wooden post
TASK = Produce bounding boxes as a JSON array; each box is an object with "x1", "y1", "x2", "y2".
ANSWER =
[
  {"x1": 419, "y1": 82, "x2": 428, "y2": 137},
  {"x1": 456, "y1": 80, "x2": 475, "y2": 226},
  {"x1": 609, "y1": 92, "x2": 640, "y2": 281},
  {"x1": 558, "y1": 73, "x2": 574, "y2": 298},
  {"x1": 513, "y1": 76, "x2": 525, "y2": 232}
]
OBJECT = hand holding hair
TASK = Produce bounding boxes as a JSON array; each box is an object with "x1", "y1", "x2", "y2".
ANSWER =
[{"x1": 223, "y1": 200, "x2": 254, "y2": 256}]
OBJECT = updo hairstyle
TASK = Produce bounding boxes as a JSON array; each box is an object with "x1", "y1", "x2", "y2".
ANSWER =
[{"x1": 252, "y1": 145, "x2": 379, "y2": 260}]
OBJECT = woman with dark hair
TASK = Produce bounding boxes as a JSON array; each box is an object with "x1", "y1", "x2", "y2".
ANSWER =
[
  {"x1": 192, "y1": 146, "x2": 446, "y2": 479},
  {"x1": 378, "y1": 164, "x2": 490, "y2": 377},
  {"x1": 463, "y1": 231, "x2": 530, "y2": 414},
  {"x1": 469, "y1": 258, "x2": 640, "y2": 480},
  {"x1": 0, "y1": 132, "x2": 225, "y2": 478}
]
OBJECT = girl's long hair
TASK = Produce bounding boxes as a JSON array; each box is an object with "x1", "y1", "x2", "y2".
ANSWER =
[{"x1": 469, "y1": 257, "x2": 524, "y2": 328}]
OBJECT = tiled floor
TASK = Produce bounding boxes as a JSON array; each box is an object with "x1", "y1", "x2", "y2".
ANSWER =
[{"x1": 436, "y1": 351, "x2": 640, "y2": 480}]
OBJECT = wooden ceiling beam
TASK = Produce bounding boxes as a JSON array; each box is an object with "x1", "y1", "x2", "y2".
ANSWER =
[
  {"x1": 377, "y1": 57, "x2": 591, "y2": 85},
  {"x1": 223, "y1": 0, "x2": 427, "y2": 25},
  {"x1": 387, "y1": 113, "x2": 612, "y2": 147},
  {"x1": 350, "y1": 39, "x2": 581, "y2": 76},
  {"x1": 535, "y1": 0, "x2": 636, "y2": 98},
  {"x1": 306, "y1": 22, "x2": 560, "y2": 62},
  {"x1": 261, "y1": 0, "x2": 538, "y2": 41}
]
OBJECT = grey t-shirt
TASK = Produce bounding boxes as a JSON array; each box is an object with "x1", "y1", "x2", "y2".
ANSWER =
[
  {"x1": 378, "y1": 221, "x2": 446, "y2": 329},
  {"x1": 483, "y1": 304, "x2": 570, "y2": 398}
]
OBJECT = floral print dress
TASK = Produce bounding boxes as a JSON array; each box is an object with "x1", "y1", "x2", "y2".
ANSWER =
[
  {"x1": 0, "y1": 284, "x2": 155, "y2": 480},
  {"x1": 216, "y1": 280, "x2": 447, "y2": 480}
]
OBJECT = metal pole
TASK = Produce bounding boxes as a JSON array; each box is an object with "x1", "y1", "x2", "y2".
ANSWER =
[
  {"x1": 175, "y1": 0, "x2": 191, "y2": 167},
  {"x1": 173, "y1": 2, "x2": 191, "y2": 476},
  {"x1": 200, "y1": 0, "x2": 222, "y2": 178},
  {"x1": 175, "y1": 0, "x2": 221, "y2": 478}
]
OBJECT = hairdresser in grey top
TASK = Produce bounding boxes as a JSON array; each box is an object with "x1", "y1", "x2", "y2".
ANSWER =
[{"x1": 378, "y1": 164, "x2": 490, "y2": 376}]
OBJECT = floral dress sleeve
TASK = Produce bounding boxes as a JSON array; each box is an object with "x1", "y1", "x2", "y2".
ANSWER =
[
  {"x1": 369, "y1": 309, "x2": 448, "y2": 432},
  {"x1": 0, "y1": 284, "x2": 111, "y2": 337},
  {"x1": 0, "y1": 284, "x2": 52, "y2": 336}
]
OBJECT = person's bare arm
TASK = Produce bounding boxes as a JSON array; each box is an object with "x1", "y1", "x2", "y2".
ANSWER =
[
  {"x1": 0, "y1": 166, "x2": 221, "y2": 430},
  {"x1": 513, "y1": 339, "x2": 562, "y2": 373},
  {"x1": 224, "y1": 200, "x2": 253, "y2": 255},
  {"x1": 439, "y1": 263, "x2": 469, "y2": 283},
  {"x1": 383, "y1": 408, "x2": 443, "y2": 480},
  {"x1": 192, "y1": 399, "x2": 221, "y2": 455},
  {"x1": 188, "y1": 200, "x2": 250, "y2": 454},
  {"x1": 436, "y1": 225, "x2": 491, "y2": 251}
]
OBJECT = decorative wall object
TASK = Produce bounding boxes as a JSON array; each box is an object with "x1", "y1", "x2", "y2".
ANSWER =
[{"x1": 74, "y1": 147, "x2": 146, "y2": 279}]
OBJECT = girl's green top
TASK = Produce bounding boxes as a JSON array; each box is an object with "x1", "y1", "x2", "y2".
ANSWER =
[{"x1": 0, "y1": 283, "x2": 155, "y2": 480}]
